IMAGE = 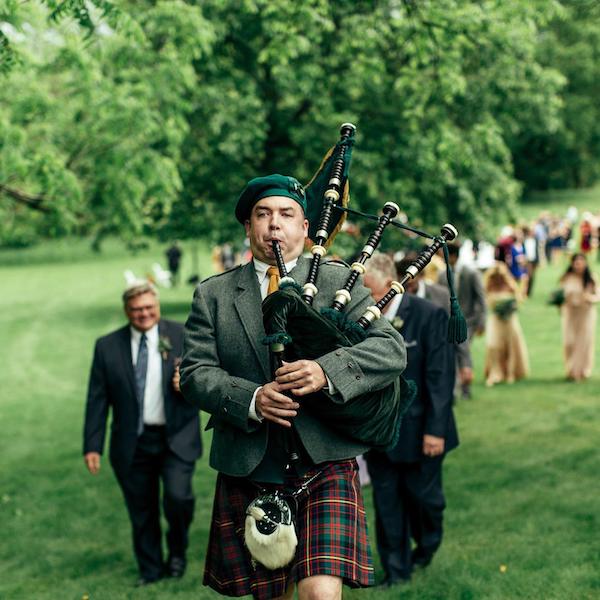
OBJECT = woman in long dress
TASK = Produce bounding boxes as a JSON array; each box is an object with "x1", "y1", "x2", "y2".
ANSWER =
[
  {"x1": 560, "y1": 253, "x2": 599, "y2": 381},
  {"x1": 484, "y1": 262, "x2": 529, "y2": 386}
]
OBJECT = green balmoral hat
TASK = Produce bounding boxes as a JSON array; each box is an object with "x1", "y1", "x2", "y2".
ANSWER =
[{"x1": 235, "y1": 174, "x2": 307, "y2": 224}]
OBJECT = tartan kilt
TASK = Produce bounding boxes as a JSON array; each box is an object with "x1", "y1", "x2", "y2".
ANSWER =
[{"x1": 203, "y1": 458, "x2": 374, "y2": 599}]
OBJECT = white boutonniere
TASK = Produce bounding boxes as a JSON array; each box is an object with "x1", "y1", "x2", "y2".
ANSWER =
[
  {"x1": 392, "y1": 316, "x2": 404, "y2": 331},
  {"x1": 158, "y1": 336, "x2": 172, "y2": 360}
]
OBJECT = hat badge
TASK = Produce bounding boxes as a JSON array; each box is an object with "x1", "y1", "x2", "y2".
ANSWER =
[{"x1": 289, "y1": 178, "x2": 305, "y2": 198}]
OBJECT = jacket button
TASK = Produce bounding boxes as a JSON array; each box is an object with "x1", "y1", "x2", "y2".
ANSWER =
[
  {"x1": 223, "y1": 406, "x2": 228, "y2": 413},
  {"x1": 335, "y1": 351, "x2": 342, "y2": 356},
  {"x1": 347, "y1": 363, "x2": 353, "y2": 369},
  {"x1": 355, "y1": 375, "x2": 361, "y2": 380}
]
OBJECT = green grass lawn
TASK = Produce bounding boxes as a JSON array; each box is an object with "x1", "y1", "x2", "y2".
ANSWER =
[
  {"x1": 1, "y1": 235, "x2": 599, "y2": 599},
  {"x1": 521, "y1": 185, "x2": 600, "y2": 222}
]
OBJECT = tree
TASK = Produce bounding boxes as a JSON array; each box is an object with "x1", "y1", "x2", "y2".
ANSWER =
[
  {"x1": 169, "y1": 0, "x2": 565, "y2": 246},
  {"x1": 1, "y1": 1, "x2": 569, "y2": 248},
  {"x1": 512, "y1": 0, "x2": 600, "y2": 191},
  {"x1": 0, "y1": 0, "x2": 214, "y2": 246}
]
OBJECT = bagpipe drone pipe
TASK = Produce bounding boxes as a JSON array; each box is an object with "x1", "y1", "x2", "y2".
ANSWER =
[{"x1": 261, "y1": 123, "x2": 468, "y2": 453}]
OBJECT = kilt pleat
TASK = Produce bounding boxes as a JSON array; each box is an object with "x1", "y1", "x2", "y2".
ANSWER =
[{"x1": 203, "y1": 459, "x2": 374, "y2": 599}]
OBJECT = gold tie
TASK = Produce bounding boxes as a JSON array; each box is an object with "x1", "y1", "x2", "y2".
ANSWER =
[{"x1": 266, "y1": 266, "x2": 280, "y2": 295}]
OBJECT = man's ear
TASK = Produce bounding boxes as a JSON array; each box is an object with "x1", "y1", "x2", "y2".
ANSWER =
[{"x1": 244, "y1": 219, "x2": 251, "y2": 238}]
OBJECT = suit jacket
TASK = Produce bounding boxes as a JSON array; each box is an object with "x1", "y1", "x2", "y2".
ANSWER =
[
  {"x1": 423, "y1": 280, "x2": 450, "y2": 309},
  {"x1": 180, "y1": 257, "x2": 406, "y2": 478},
  {"x1": 424, "y1": 281, "x2": 472, "y2": 370},
  {"x1": 83, "y1": 319, "x2": 202, "y2": 474},
  {"x1": 385, "y1": 294, "x2": 458, "y2": 462}
]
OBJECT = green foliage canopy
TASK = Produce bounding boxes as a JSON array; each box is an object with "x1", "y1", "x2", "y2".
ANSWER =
[
  {"x1": 1, "y1": 0, "x2": 212, "y2": 246},
  {"x1": 512, "y1": 0, "x2": 600, "y2": 190},
  {"x1": 0, "y1": 0, "x2": 592, "y2": 249}
]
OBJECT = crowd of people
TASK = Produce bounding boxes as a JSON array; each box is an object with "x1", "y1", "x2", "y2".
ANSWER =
[
  {"x1": 477, "y1": 209, "x2": 599, "y2": 386},
  {"x1": 83, "y1": 185, "x2": 599, "y2": 597},
  {"x1": 382, "y1": 208, "x2": 599, "y2": 391}
]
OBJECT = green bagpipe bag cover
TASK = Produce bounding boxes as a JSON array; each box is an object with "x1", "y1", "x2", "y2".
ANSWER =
[{"x1": 262, "y1": 284, "x2": 414, "y2": 451}]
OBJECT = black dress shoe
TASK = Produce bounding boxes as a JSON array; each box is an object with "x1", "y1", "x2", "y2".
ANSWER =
[
  {"x1": 135, "y1": 575, "x2": 162, "y2": 587},
  {"x1": 166, "y1": 556, "x2": 186, "y2": 578},
  {"x1": 375, "y1": 575, "x2": 410, "y2": 589},
  {"x1": 411, "y1": 549, "x2": 433, "y2": 569}
]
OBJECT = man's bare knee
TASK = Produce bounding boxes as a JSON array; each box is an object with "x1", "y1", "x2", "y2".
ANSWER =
[{"x1": 297, "y1": 575, "x2": 342, "y2": 600}]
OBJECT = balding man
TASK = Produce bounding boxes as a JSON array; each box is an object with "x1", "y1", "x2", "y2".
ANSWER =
[{"x1": 364, "y1": 252, "x2": 458, "y2": 587}]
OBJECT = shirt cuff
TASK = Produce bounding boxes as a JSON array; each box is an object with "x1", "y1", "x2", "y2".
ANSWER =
[
  {"x1": 325, "y1": 375, "x2": 336, "y2": 395},
  {"x1": 249, "y1": 386, "x2": 264, "y2": 422}
]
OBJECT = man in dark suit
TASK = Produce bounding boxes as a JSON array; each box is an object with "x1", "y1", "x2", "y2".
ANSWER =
[
  {"x1": 83, "y1": 282, "x2": 202, "y2": 586},
  {"x1": 364, "y1": 253, "x2": 458, "y2": 586}
]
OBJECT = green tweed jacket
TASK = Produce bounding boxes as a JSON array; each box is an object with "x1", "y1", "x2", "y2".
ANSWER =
[{"x1": 180, "y1": 256, "x2": 406, "y2": 477}]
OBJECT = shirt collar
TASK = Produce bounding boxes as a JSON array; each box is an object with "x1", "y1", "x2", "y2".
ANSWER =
[
  {"x1": 384, "y1": 292, "x2": 403, "y2": 320},
  {"x1": 253, "y1": 257, "x2": 299, "y2": 283},
  {"x1": 130, "y1": 323, "x2": 159, "y2": 343}
]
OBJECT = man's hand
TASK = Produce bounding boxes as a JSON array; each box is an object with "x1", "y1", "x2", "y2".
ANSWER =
[
  {"x1": 275, "y1": 360, "x2": 327, "y2": 396},
  {"x1": 255, "y1": 382, "x2": 300, "y2": 428},
  {"x1": 423, "y1": 435, "x2": 445, "y2": 458},
  {"x1": 172, "y1": 365, "x2": 181, "y2": 392},
  {"x1": 84, "y1": 452, "x2": 101, "y2": 475},
  {"x1": 459, "y1": 366, "x2": 474, "y2": 386}
]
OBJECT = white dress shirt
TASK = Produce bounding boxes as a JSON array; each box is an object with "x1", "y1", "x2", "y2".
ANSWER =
[{"x1": 130, "y1": 324, "x2": 166, "y2": 425}]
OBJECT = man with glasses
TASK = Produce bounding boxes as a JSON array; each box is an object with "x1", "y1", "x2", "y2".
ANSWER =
[{"x1": 83, "y1": 282, "x2": 202, "y2": 586}]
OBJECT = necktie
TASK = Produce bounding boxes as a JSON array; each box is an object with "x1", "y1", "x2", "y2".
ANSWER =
[
  {"x1": 134, "y1": 333, "x2": 148, "y2": 435},
  {"x1": 267, "y1": 266, "x2": 280, "y2": 295}
]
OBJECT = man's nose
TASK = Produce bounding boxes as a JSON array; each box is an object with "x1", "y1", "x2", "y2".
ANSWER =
[{"x1": 269, "y1": 215, "x2": 281, "y2": 229}]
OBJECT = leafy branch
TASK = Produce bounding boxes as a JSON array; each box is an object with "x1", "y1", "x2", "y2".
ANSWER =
[{"x1": 0, "y1": 184, "x2": 51, "y2": 213}]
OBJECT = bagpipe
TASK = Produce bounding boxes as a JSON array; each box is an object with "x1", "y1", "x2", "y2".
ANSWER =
[
  {"x1": 244, "y1": 123, "x2": 467, "y2": 571},
  {"x1": 261, "y1": 123, "x2": 466, "y2": 451}
]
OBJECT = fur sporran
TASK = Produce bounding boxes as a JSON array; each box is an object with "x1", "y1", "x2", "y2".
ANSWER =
[{"x1": 244, "y1": 492, "x2": 297, "y2": 570}]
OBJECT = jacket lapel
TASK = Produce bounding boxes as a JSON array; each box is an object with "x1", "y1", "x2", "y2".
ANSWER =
[
  {"x1": 288, "y1": 255, "x2": 309, "y2": 285},
  {"x1": 234, "y1": 262, "x2": 271, "y2": 381},
  {"x1": 158, "y1": 320, "x2": 169, "y2": 398},
  {"x1": 117, "y1": 326, "x2": 137, "y2": 401}
]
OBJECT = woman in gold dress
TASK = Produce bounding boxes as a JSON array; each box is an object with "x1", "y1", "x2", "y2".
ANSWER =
[
  {"x1": 560, "y1": 253, "x2": 599, "y2": 381},
  {"x1": 483, "y1": 262, "x2": 529, "y2": 386}
]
